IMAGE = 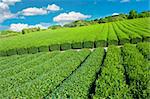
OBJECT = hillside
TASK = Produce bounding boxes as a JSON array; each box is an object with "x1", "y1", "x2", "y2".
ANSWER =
[
  {"x1": 0, "y1": 0, "x2": 150, "y2": 98},
  {"x1": 0, "y1": 17, "x2": 150, "y2": 56}
]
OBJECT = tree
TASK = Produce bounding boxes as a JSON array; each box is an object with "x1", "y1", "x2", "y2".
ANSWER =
[
  {"x1": 138, "y1": 11, "x2": 150, "y2": 18},
  {"x1": 128, "y1": 10, "x2": 138, "y2": 19},
  {"x1": 48, "y1": 25, "x2": 62, "y2": 30}
]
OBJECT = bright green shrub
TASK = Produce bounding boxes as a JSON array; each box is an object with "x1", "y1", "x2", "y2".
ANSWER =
[
  {"x1": 50, "y1": 44, "x2": 60, "y2": 51},
  {"x1": 27, "y1": 47, "x2": 39, "y2": 54},
  {"x1": 0, "y1": 51, "x2": 7, "y2": 56},
  {"x1": 17, "y1": 48, "x2": 28, "y2": 55},
  {"x1": 95, "y1": 40, "x2": 107, "y2": 47},
  {"x1": 83, "y1": 41, "x2": 94, "y2": 48},
  {"x1": 72, "y1": 42, "x2": 83, "y2": 49},
  {"x1": 6, "y1": 49, "x2": 17, "y2": 56},
  {"x1": 61, "y1": 43, "x2": 72, "y2": 50},
  {"x1": 38, "y1": 45, "x2": 50, "y2": 52}
]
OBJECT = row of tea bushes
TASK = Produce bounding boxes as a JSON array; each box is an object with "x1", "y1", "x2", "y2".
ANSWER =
[
  {"x1": 122, "y1": 44, "x2": 150, "y2": 98},
  {"x1": 94, "y1": 46, "x2": 131, "y2": 98},
  {"x1": 0, "y1": 18, "x2": 150, "y2": 57},
  {"x1": 50, "y1": 48, "x2": 105, "y2": 98}
]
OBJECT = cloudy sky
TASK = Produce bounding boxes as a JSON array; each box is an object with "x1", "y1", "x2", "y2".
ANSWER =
[{"x1": 0, "y1": 0, "x2": 149, "y2": 31}]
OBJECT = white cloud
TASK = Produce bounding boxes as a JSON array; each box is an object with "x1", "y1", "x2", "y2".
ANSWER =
[
  {"x1": 21, "y1": 7, "x2": 48, "y2": 16},
  {"x1": 0, "y1": 13, "x2": 16, "y2": 23},
  {"x1": 21, "y1": 4, "x2": 61, "y2": 16},
  {"x1": 112, "y1": 13, "x2": 119, "y2": 16},
  {"x1": 109, "y1": 0, "x2": 141, "y2": 2},
  {"x1": 120, "y1": 0, "x2": 130, "y2": 3},
  {"x1": 2, "y1": 0, "x2": 21, "y2": 5},
  {"x1": 9, "y1": 23, "x2": 50, "y2": 32},
  {"x1": 0, "y1": 2, "x2": 61, "y2": 23},
  {"x1": 0, "y1": 1, "x2": 18, "y2": 23},
  {"x1": 47, "y1": 4, "x2": 60, "y2": 11},
  {"x1": 53, "y1": 11, "x2": 91, "y2": 25},
  {"x1": 39, "y1": 22, "x2": 51, "y2": 27},
  {"x1": 29, "y1": 24, "x2": 49, "y2": 29},
  {"x1": 9, "y1": 23, "x2": 28, "y2": 32},
  {"x1": 0, "y1": 2, "x2": 9, "y2": 10}
]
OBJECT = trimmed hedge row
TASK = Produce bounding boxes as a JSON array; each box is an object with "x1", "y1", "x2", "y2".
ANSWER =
[
  {"x1": 0, "y1": 40, "x2": 97, "y2": 56},
  {"x1": 1, "y1": 40, "x2": 150, "y2": 57},
  {"x1": 95, "y1": 24, "x2": 108, "y2": 47},
  {"x1": 50, "y1": 48, "x2": 104, "y2": 98},
  {"x1": 112, "y1": 23, "x2": 130, "y2": 45},
  {"x1": 107, "y1": 23, "x2": 118, "y2": 45},
  {"x1": 0, "y1": 52, "x2": 59, "y2": 78},
  {"x1": 116, "y1": 22, "x2": 142, "y2": 44},
  {"x1": 94, "y1": 46, "x2": 131, "y2": 98},
  {"x1": 121, "y1": 21, "x2": 150, "y2": 42},
  {"x1": 0, "y1": 49, "x2": 91, "y2": 98},
  {"x1": 122, "y1": 44, "x2": 150, "y2": 98}
]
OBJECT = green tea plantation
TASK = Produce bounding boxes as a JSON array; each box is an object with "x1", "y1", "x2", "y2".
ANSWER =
[
  {"x1": 0, "y1": 42, "x2": 150, "y2": 98},
  {"x1": 0, "y1": 17, "x2": 150, "y2": 99},
  {"x1": 0, "y1": 18, "x2": 150, "y2": 56}
]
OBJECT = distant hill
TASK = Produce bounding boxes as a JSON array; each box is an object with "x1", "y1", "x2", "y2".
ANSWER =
[
  {"x1": 1, "y1": 10, "x2": 150, "y2": 37},
  {"x1": 61, "y1": 10, "x2": 150, "y2": 28}
]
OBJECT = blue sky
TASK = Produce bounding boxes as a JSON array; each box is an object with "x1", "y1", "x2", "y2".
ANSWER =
[{"x1": 0, "y1": 0, "x2": 149, "y2": 31}]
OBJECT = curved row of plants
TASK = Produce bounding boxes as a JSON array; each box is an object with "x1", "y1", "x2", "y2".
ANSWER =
[
  {"x1": 0, "y1": 43, "x2": 149, "y2": 98},
  {"x1": 0, "y1": 49, "x2": 91, "y2": 98},
  {"x1": 122, "y1": 44, "x2": 150, "y2": 98},
  {"x1": 94, "y1": 46, "x2": 131, "y2": 98},
  {"x1": 94, "y1": 43, "x2": 150, "y2": 99},
  {"x1": 49, "y1": 48, "x2": 105, "y2": 98}
]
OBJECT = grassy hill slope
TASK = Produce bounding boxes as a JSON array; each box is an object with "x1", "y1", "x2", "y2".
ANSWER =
[{"x1": 0, "y1": 17, "x2": 150, "y2": 56}]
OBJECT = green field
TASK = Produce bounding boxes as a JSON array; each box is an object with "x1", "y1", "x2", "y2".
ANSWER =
[
  {"x1": 0, "y1": 18, "x2": 150, "y2": 56},
  {"x1": 0, "y1": 42, "x2": 149, "y2": 98}
]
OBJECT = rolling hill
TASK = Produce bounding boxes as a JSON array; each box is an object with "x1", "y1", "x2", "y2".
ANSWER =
[{"x1": 0, "y1": 17, "x2": 150, "y2": 56}]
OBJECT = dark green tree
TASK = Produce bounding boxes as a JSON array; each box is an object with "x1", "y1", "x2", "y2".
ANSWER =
[{"x1": 128, "y1": 10, "x2": 138, "y2": 19}]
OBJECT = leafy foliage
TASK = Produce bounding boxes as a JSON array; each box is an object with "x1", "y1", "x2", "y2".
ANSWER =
[
  {"x1": 22, "y1": 27, "x2": 40, "y2": 34},
  {"x1": 128, "y1": 10, "x2": 138, "y2": 19},
  {"x1": 94, "y1": 46, "x2": 131, "y2": 99},
  {"x1": 122, "y1": 44, "x2": 150, "y2": 98},
  {"x1": 0, "y1": 43, "x2": 149, "y2": 98},
  {"x1": 0, "y1": 49, "x2": 90, "y2": 98},
  {"x1": 50, "y1": 48, "x2": 104, "y2": 98},
  {"x1": 137, "y1": 42, "x2": 150, "y2": 60}
]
